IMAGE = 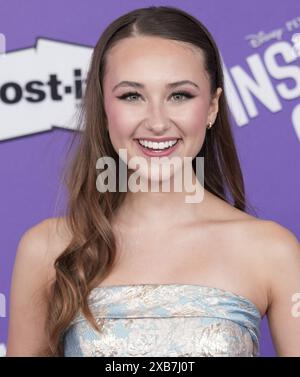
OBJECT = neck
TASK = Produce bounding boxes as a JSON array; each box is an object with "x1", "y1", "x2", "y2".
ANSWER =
[{"x1": 115, "y1": 169, "x2": 208, "y2": 226}]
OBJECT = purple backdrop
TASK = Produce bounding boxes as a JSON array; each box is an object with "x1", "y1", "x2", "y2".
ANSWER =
[{"x1": 1, "y1": 0, "x2": 300, "y2": 356}]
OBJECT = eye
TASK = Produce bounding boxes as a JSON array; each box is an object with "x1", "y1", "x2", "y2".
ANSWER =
[
  {"x1": 116, "y1": 90, "x2": 195, "y2": 102},
  {"x1": 170, "y1": 91, "x2": 195, "y2": 101},
  {"x1": 117, "y1": 91, "x2": 141, "y2": 102}
]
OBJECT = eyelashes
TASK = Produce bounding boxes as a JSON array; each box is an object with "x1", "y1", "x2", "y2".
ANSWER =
[{"x1": 116, "y1": 91, "x2": 195, "y2": 102}]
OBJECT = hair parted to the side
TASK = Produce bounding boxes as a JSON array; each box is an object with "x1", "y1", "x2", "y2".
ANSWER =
[{"x1": 44, "y1": 5, "x2": 256, "y2": 356}]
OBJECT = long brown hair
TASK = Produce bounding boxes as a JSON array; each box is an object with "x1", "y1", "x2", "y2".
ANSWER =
[{"x1": 45, "y1": 5, "x2": 254, "y2": 356}]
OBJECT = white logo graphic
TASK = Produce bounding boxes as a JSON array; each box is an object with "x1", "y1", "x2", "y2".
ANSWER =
[
  {"x1": 0, "y1": 38, "x2": 92, "y2": 141},
  {"x1": 291, "y1": 292, "x2": 300, "y2": 318},
  {"x1": 0, "y1": 293, "x2": 5, "y2": 318},
  {"x1": 291, "y1": 33, "x2": 300, "y2": 57},
  {"x1": 0, "y1": 293, "x2": 6, "y2": 357},
  {"x1": 0, "y1": 343, "x2": 6, "y2": 357},
  {"x1": 0, "y1": 33, "x2": 5, "y2": 55}
]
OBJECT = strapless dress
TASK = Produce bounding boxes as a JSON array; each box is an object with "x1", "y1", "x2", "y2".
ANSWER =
[{"x1": 63, "y1": 284, "x2": 262, "y2": 357}]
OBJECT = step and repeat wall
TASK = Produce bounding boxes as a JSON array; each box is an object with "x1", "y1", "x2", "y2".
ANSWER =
[{"x1": 0, "y1": 0, "x2": 300, "y2": 356}]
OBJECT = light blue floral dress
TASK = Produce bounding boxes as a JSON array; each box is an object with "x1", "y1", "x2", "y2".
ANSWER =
[{"x1": 63, "y1": 284, "x2": 261, "y2": 357}]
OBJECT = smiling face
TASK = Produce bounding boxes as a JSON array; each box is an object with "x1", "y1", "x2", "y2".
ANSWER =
[{"x1": 102, "y1": 35, "x2": 222, "y2": 183}]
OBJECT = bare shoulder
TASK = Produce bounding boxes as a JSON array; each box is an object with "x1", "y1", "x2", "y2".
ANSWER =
[
  {"x1": 200, "y1": 192, "x2": 300, "y2": 355},
  {"x1": 13, "y1": 217, "x2": 72, "y2": 295},
  {"x1": 233, "y1": 217, "x2": 300, "y2": 355},
  {"x1": 205, "y1": 193, "x2": 299, "y2": 265},
  {"x1": 209, "y1": 197, "x2": 300, "y2": 315},
  {"x1": 254, "y1": 222, "x2": 300, "y2": 356},
  {"x1": 234, "y1": 217, "x2": 300, "y2": 261},
  {"x1": 215, "y1": 197, "x2": 299, "y2": 250},
  {"x1": 17, "y1": 216, "x2": 71, "y2": 257},
  {"x1": 6, "y1": 217, "x2": 72, "y2": 356},
  {"x1": 228, "y1": 213, "x2": 300, "y2": 266},
  {"x1": 229, "y1": 215, "x2": 300, "y2": 303},
  {"x1": 250, "y1": 219, "x2": 300, "y2": 291},
  {"x1": 255, "y1": 219, "x2": 299, "y2": 249}
]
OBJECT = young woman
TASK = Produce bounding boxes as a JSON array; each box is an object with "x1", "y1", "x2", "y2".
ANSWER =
[{"x1": 6, "y1": 6, "x2": 300, "y2": 357}]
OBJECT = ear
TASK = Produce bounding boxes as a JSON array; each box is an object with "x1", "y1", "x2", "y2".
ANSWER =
[{"x1": 207, "y1": 87, "x2": 222, "y2": 124}]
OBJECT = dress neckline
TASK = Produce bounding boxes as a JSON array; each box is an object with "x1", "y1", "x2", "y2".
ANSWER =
[{"x1": 92, "y1": 283, "x2": 263, "y2": 318}]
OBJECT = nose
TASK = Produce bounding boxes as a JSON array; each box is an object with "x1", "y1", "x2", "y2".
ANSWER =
[{"x1": 144, "y1": 102, "x2": 171, "y2": 134}]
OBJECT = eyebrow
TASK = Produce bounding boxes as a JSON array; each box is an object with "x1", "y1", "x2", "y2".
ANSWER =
[{"x1": 112, "y1": 80, "x2": 199, "y2": 92}]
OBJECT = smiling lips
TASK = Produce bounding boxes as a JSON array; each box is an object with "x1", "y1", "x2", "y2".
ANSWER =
[{"x1": 135, "y1": 137, "x2": 181, "y2": 157}]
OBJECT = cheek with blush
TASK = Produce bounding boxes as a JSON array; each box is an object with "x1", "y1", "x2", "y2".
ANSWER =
[
  {"x1": 104, "y1": 101, "x2": 136, "y2": 152},
  {"x1": 180, "y1": 106, "x2": 208, "y2": 158}
]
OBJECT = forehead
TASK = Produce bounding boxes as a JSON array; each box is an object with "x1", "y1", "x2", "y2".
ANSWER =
[{"x1": 103, "y1": 36, "x2": 209, "y2": 85}]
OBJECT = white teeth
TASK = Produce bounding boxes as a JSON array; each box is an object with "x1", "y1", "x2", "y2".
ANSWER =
[{"x1": 138, "y1": 139, "x2": 178, "y2": 150}]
